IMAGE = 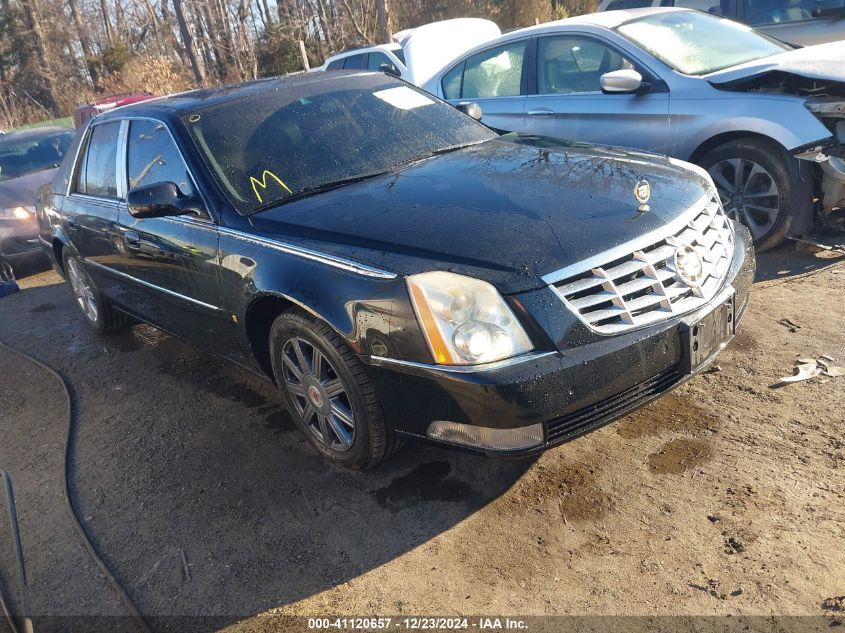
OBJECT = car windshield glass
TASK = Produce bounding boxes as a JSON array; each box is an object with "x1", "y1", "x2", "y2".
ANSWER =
[
  {"x1": 0, "y1": 129, "x2": 74, "y2": 182},
  {"x1": 185, "y1": 74, "x2": 495, "y2": 214},
  {"x1": 615, "y1": 11, "x2": 792, "y2": 75}
]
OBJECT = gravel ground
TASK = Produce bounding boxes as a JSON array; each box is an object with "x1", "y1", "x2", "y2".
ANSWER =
[{"x1": 0, "y1": 245, "x2": 843, "y2": 633}]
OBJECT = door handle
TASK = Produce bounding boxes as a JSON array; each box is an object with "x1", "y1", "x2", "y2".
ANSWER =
[
  {"x1": 65, "y1": 216, "x2": 77, "y2": 229},
  {"x1": 124, "y1": 231, "x2": 140, "y2": 248},
  {"x1": 527, "y1": 108, "x2": 554, "y2": 118}
]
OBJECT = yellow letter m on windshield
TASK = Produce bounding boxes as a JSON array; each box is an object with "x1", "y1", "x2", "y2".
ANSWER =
[{"x1": 250, "y1": 170, "x2": 293, "y2": 203}]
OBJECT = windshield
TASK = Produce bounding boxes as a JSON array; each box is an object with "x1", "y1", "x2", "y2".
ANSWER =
[
  {"x1": 185, "y1": 74, "x2": 495, "y2": 214},
  {"x1": 616, "y1": 11, "x2": 792, "y2": 75},
  {"x1": 0, "y1": 129, "x2": 74, "y2": 182}
]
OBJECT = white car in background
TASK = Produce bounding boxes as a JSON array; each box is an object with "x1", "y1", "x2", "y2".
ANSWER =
[{"x1": 314, "y1": 18, "x2": 501, "y2": 88}]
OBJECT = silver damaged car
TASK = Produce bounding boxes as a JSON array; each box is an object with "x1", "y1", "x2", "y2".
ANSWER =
[{"x1": 424, "y1": 8, "x2": 845, "y2": 250}]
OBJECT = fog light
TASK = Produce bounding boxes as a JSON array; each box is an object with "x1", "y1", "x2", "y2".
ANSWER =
[{"x1": 427, "y1": 420, "x2": 543, "y2": 452}]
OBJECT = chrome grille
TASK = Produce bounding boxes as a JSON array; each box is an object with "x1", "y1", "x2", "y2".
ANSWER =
[{"x1": 547, "y1": 193, "x2": 734, "y2": 334}]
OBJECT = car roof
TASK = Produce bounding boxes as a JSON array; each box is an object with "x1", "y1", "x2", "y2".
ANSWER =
[
  {"x1": 94, "y1": 71, "x2": 387, "y2": 122},
  {"x1": 326, "y1": 43, "x2": 402, "y2": 62},
  {"x1": 0, "y1": 126, "x2": 74, "y2": 144},
  {"x1": 428, "y1": 6, "x2": 692, "y2": 73},
  {"x1": 517, "y1": 6, "x2": 692, "y2": 31}
]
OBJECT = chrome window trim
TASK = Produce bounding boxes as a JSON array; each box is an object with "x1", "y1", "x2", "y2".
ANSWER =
[
  {"x1": 541, "y1": 191, "x2": 712, "y2": 285},
  {"x1": 65, "y1": 193, "x2": 121, "y2": 207},
  {"x1": 85, "y1": 259, "x2": 223, "y2": 312},
  {"x1": 160, "y1": 215, "x2": 217, "y2": 230},
  {"x1": 116, "y1": 120, "x2": 129, "y2": 199},
  {"x1": 370, "y1": 351, "x2": 556, "y2": 373},
  {"x1": 216, "y1": 227, "x2": 397, "y2": 279}
]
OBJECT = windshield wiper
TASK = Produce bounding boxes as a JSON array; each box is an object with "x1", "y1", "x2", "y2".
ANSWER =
[{"x1": 249, "y1": 170, "x2": 390, "y2": 214}]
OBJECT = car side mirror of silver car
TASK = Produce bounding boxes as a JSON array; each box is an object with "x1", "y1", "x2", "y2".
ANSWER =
[
  {"x1": 456, "y1": 102, "x2": 483, "y2": 121},
  {"x1": 600, "y1": 69, "x2": 648, "y2": 94},
  {"x1": 127, "y1": 181, "x2": 201, "y2": 219}
]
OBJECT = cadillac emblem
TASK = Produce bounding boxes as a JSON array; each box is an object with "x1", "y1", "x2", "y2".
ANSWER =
[
  {"x1": 674, "y1": 244, "x2": 706, "y2": 287},
  {"x1": 634, "y1": 179, "x2": 651, "y2": 212}
]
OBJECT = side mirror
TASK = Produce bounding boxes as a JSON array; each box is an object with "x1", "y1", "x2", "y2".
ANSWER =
[
  {"x1": 456, "y1": 102, "x2": 483, "y2": 121},
  {"x1": 379, "y1": 63, "x2": 401, "y2": 78},
  {"x1": 600, "y1": 69, "x2": 648, "y2": 94},
  {"x1": 127, "y1": 182, "x2": 199, "y2": 219}
]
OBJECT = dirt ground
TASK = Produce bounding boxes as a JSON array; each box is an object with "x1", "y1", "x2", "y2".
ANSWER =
[{"x1": 0, "y1": 245, "x2": 843, "y2": 632}]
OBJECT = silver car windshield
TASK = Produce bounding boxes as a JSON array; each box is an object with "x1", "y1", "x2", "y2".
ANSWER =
[{"x1": 616, "y1": 11, "x2": 792, "y2": 75}]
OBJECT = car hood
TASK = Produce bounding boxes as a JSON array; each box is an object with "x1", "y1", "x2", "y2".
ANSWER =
[
  {"x1": 248, "y1": 136, "x2": 712, "y2": 294},
  {"x1": 0, "y1": 168, "x2": 58, "y2": 208},
  {"x1": 706, "y1": 40, "x2": 845, "y2": 86}
]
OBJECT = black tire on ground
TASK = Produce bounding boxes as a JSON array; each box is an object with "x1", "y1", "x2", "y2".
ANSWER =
[
  {"x1": 62, "y1": 250, "x2": 132, "y2": 333},
  {"x1": 269, "y1": 308, "x2": 397, "y2": 470},
  {"x1": 698, "y1": 138, "x2": 811, "y2": 252}
]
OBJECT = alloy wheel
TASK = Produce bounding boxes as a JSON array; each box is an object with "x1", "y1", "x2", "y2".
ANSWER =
[
  {"x1": 707, "y1": 158, "x2": 781, "y2": 241},
  {"x1": 280, "y1": 336, "x2": 355, "y2": 451},
  {"x1": 66, "y1": 258, "x2": 99, "y2": 323}
]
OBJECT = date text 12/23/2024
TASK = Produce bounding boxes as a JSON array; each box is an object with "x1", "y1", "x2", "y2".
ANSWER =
[{"x1": 307, "y1": 617, "x2": 529, "y2": 630}]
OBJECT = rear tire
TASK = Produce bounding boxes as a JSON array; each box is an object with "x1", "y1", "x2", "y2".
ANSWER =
[
  {"x1": 699, "y1": 138, "x2": 809, "y2": 252},
  {"x1": 62, "y1": 251, "x2": 131, "y2": 333},
  {"x1": 269, "y1": 308, "x2": 396, "y2": 469}
]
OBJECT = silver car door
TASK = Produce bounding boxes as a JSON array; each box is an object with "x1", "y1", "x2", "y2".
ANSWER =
[
  {"x1": 442, "y1": 39, "x2": 529, "y2": 134},
  {"x1": 523, "y1": 34, "x2": 671, "y2": 154}
]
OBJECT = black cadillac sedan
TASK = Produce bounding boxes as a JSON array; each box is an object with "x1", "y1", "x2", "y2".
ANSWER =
[{"x1": 37, "y1": 71, "x2": 754, "y2": 469}]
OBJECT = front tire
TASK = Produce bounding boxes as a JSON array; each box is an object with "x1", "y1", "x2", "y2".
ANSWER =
[
  {"x1": 699, "y1": 138, "x2": 809, "y2": 252},
  {"x1": 269, "y1": 309, "x2": 395, "y2": 469},
  {"x1": 62, "y1": 251, "x2": 131, "y2": 333}
]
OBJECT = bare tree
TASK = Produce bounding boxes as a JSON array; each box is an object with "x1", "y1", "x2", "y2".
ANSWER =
[
  {"x1": 375, "y1": 0, "x2": 392, "y2": 42},
  {"x1": 173, "y1": 0, "x2": 205, "y2": 85}
]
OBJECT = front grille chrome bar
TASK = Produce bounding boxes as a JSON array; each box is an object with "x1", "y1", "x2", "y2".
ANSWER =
[{"x1": 546, "y1": 192, "x2": 734, "y2": 335}]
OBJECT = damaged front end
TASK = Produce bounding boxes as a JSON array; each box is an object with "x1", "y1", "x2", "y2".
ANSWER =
[
  {"x1": 796, "y1": 97, "x2": 845, "y2": 230},
  {"x1": 710, "y1": 60, "x2": 845, "y2": 242}
]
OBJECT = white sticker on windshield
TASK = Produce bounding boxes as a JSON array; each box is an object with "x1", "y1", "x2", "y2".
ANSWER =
[{"x1": 373, "y1": 86, "x2": 434, "y2": 110}]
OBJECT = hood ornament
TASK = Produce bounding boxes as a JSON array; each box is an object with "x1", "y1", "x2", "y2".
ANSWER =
[{"x1": 634, "y1": 180, "x2": 651, "y2": 213}]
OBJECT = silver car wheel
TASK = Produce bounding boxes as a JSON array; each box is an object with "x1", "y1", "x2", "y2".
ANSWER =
[
  {"x1": 281, "y1": 336, "x2": 355, "y2": 452},
  {"x1": 66, "y1": 257, "x2": 99, "y2": 323},
  {"x1": 708, "y1": 158, "x2": 781, "y2": 241}
]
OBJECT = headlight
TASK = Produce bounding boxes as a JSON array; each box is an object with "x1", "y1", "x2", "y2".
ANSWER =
[
  {"x1": 0, "y1": 206, "x2": 34, "y2": 220},
  {"x1": 407, "y1": 271, "x2": 533, "y2": 365}
]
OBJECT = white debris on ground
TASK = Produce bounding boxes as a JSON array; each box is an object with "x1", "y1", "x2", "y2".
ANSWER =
[{"x1": 772, "y1": 354, "x2": 845, "y2": 387}]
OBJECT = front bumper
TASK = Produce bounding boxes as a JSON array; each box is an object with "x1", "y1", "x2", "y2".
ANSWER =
[{"x1": 366, "y1": 225, "x2": 755, "y2": 457}]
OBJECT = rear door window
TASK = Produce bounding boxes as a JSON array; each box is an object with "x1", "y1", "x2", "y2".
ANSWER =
[
  {"x1": 343, "y1": 54, "x2": 367, "y2": 69},
  {"x1": 326, "y1": 59, "x2": 344, "y2": 70},
  {"x1": 75, "y1": 121, "x2": 120, "y2": 198},
  {"x1": 460, "y1": 40, "x2": 527, "y2": 99}
]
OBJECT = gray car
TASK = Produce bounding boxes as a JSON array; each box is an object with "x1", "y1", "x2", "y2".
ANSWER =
[
  {"x1": 0, "y1": 126, "x2": 75, "y2": 264},
  {"x1": 423, "y1": 8, "x2": 845, "y2": 250},
  {"x1": 597, "y1": 0, "x2": 845, "y2": 46}
]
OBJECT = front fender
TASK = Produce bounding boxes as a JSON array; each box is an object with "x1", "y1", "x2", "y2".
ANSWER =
[
  {"x1": 674, "y1": 97, "x2": 833, "y2": 160},
  {"x1": 217, "y1": 229, "x2": 432, "y2": 365}
]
